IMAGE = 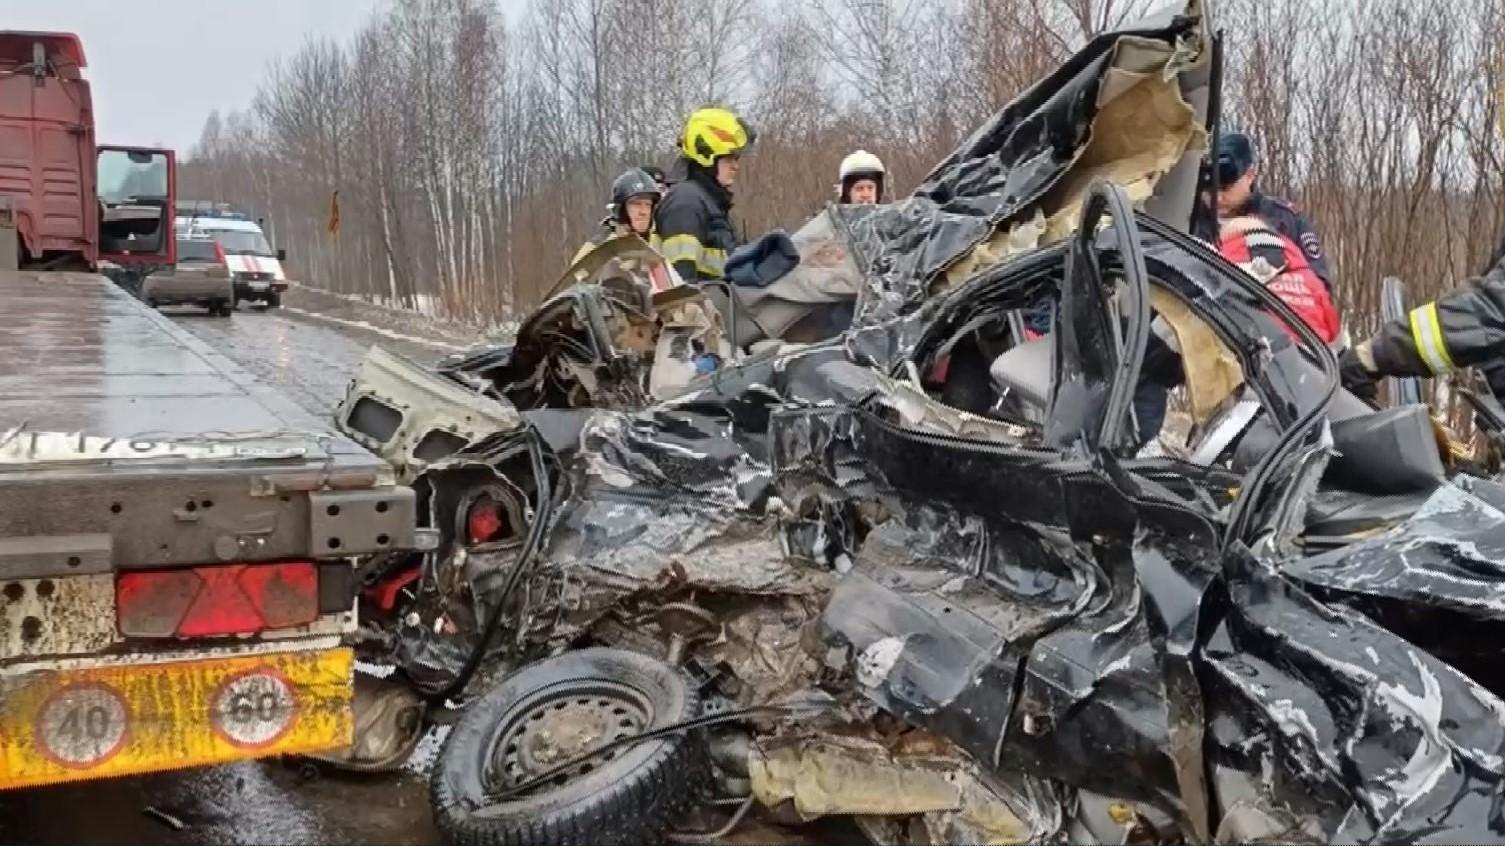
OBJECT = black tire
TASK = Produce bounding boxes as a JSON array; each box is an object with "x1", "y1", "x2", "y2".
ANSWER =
[
  {"x1": 266, "y1": 292, "x2": 282, "y2": 309},
  {"x1": 431, "y1": 648, "x2": 705, "y2": 845}
]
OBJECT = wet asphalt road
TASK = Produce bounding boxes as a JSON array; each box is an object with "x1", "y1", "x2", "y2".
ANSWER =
[
  {"x1": 167, "y1": 293, "x2": 466, "y2": 421},
  {"x1": 0, "y1": 292, "x2": 462, "y2": 846}
]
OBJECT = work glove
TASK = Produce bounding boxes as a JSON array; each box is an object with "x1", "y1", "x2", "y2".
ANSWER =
[{"x1": 1338, "y1": 343, "x2": 1380, "y2": 408}]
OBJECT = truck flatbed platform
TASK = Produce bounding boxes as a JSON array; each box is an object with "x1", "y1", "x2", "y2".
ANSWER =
[{"x1": 0, "y1": 270, "x2": 412, "y2": 569}]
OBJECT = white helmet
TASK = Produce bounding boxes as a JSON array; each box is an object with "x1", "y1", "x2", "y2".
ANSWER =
[
  {"x1": 836, "y1": 150, "x2": 886, "y2": 202},
  {"x1": 838, "y1": 150, "x2": 886, "y2": 181}
]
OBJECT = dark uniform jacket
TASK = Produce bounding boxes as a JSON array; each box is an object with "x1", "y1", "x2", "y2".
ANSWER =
[{"x1": 652, "y1": 169, "x2": 737, "y2": 283}]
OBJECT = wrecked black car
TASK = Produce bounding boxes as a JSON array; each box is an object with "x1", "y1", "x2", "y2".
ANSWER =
[{"x1": 332, "y1": 2, "x2": 1505, "y2": 844}]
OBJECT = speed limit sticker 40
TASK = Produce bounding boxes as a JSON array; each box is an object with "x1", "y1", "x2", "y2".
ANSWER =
[
  {"x1": 34, "y1": 683, "x2": 130, "y2": 768},
  {"x1": 212, "y1": 669, "x2": 299, "y2": 749}
]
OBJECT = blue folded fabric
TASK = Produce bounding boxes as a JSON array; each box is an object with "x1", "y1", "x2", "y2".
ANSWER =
[
  {"x1": 1025, "y1": 299, "x2": 1054, "y2": 335},
  {"x1": 725, "y1": 230, "x2": 799, "y2": 288}
]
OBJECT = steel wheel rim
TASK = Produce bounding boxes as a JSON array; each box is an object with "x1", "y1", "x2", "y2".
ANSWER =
[{"x1": 482, "y1": 679, "x2": 654, "y2": 798}]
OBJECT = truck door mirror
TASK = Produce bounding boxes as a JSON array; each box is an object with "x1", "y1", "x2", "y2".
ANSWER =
[
  {"x1": 97, "y1": 145, "x2": 175, "y2": 266},
  {"x1": 277, "y1": 248, "x2": 287, "y2": 262}
]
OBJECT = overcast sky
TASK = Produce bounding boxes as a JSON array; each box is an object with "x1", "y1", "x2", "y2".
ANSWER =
[{"x1": 9, "y1": 0, "x2": 527, "y2": 152}]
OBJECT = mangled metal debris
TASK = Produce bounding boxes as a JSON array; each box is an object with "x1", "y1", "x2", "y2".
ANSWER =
[{"x1": 332, "y1": 1, "x2": 1505, "y2": 843}]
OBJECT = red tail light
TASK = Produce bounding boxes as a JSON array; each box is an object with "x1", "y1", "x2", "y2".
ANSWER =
[
  {"x1": 116, "y1": 561, "x2": 318, "y2": 638},
  {"x1": 466, "y1": 496, "x2": 509, "y2": 545}
]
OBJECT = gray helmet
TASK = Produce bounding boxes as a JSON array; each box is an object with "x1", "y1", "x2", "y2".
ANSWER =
[{"x1": 610, "y1": 169, "x2": 659, "y2": 225}]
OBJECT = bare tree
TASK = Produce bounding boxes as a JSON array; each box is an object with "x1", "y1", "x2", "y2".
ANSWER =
[{"x1": 175, "y1": 0, "x2": 1505, "y2": 364}]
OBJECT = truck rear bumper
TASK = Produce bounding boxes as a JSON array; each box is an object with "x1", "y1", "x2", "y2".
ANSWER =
[{"x1": 0, "y1": 646, "x2": 353, "y2": 790}]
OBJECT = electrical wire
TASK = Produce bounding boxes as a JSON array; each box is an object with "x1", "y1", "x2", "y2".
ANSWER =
[
  {"x1": 476, "y1": 698, "x2": 828, "y2": 809},
  {"x1": 431, "y1": 432, "x2": 555, "y2": 704}
]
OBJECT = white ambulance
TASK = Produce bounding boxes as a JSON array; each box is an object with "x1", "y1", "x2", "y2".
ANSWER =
[{"x1": 175, "y1": 208, "x2": 289, "y2": 308}]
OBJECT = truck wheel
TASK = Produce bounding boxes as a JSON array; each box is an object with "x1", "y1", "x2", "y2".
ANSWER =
[
  {"x1": 266, "y1": 292, "x2": 282, "y2": 309},
  {"x1": 431, "y1": 648, "x2": 705, "y2": 845},
  {"x1": 213, "y1": 301, "x2": 232, "y2": 317}
]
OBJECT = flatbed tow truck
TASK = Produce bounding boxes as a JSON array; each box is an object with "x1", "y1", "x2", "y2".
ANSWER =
[{"x1": 0, "y1": 31, "x2": 415, "y2": 789}]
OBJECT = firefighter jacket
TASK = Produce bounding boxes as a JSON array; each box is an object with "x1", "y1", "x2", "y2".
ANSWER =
[
  {"x1": 652, "y1": 168, "x2": 737, "y2": 283},
  {"x1": 1367, "y1": 238, "x2": 1505, "y2": 379}
]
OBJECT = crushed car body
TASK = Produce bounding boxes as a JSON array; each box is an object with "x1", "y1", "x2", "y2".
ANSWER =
[{"x1": 333, "y1": 1, "x2": 1505, "y2": 843}]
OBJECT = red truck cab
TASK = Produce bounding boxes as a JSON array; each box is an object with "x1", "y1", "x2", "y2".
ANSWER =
[{"x1": 0, "y1": 31, "x2": 174, "y2": 270}]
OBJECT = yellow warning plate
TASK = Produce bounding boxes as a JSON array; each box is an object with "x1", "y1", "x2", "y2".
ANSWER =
[{"x1": 0, "y1": 647, "x2": 353, "y2": 790}]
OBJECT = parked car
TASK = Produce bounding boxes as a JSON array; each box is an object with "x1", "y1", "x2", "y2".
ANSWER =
[
  {"x1": 141, "y1": 236, "x2": 234, "y2": 316},
  {"x1": 175, "y1": 214, "x2": 289, "y2": 308}
]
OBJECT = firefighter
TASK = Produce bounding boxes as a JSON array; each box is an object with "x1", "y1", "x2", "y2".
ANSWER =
[
  {"x1": 1341, "y1": 234, "x2": 1505, "y2": 403},
  {"x1": 837, "y1": 150, "x2": 886, "y2": 204},
  {"x1": 572, "y1": 168, "x2": 660, "y2": 264},
  {"x1": 1217, "y1": 132, "x2": 1335, "y2": 292},
  {"x1": 1218, "y1": 215, "x2": 1342, "y2": 344},
  {"x1": 653, "y1": 107, "x2": 753, "y2": 283}
]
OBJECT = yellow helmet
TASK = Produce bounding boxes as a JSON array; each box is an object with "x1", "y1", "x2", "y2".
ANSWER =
[{"x1": 680, "y1": 107, "x2": 753, "y2": 168}]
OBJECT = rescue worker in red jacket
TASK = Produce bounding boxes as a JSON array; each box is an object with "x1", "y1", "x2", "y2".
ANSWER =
[
  {"x1": 1218, "y1": 215, "x2": 1342, "y2": 345},
  {"x1": 1217, "y1": 132, "x2": 1335, "y2": 292},
  {"x1": 1341, "y1": 235, "x2": 1505, "y2": 402}
]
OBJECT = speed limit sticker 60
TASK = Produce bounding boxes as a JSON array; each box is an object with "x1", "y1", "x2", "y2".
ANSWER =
[
  {"x1": 212, "y1": 669, "x2": 298, "y2": 749},
  {"x1": 34, "y1": 683, "x2": 130, "y2": 768}
]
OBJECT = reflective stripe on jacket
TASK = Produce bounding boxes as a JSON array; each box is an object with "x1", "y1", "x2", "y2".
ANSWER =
[
  {"x1": 1369, "y1": 236, "x2": 1505, "y2": 378},
  {"x1": 652, "y1": 167, "x2": 737, "y2": 283}
]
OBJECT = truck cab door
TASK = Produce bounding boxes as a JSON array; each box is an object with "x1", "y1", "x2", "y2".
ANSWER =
[{"x1": 96, "y1": 145, "x2": 176, "y2": 266}]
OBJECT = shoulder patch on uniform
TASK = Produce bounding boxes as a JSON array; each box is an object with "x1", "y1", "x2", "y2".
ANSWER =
[{"x1": 1299, "y1": 231, "x2": 1323, "y2": 258}]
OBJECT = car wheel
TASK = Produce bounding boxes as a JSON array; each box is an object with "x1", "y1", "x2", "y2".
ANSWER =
[
  {"x1": 266, "y1": 292, "x2": 282, "y2": 309},
  {"x1": 431, "y1": 648, "x2": 705, "y2": 845}
]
